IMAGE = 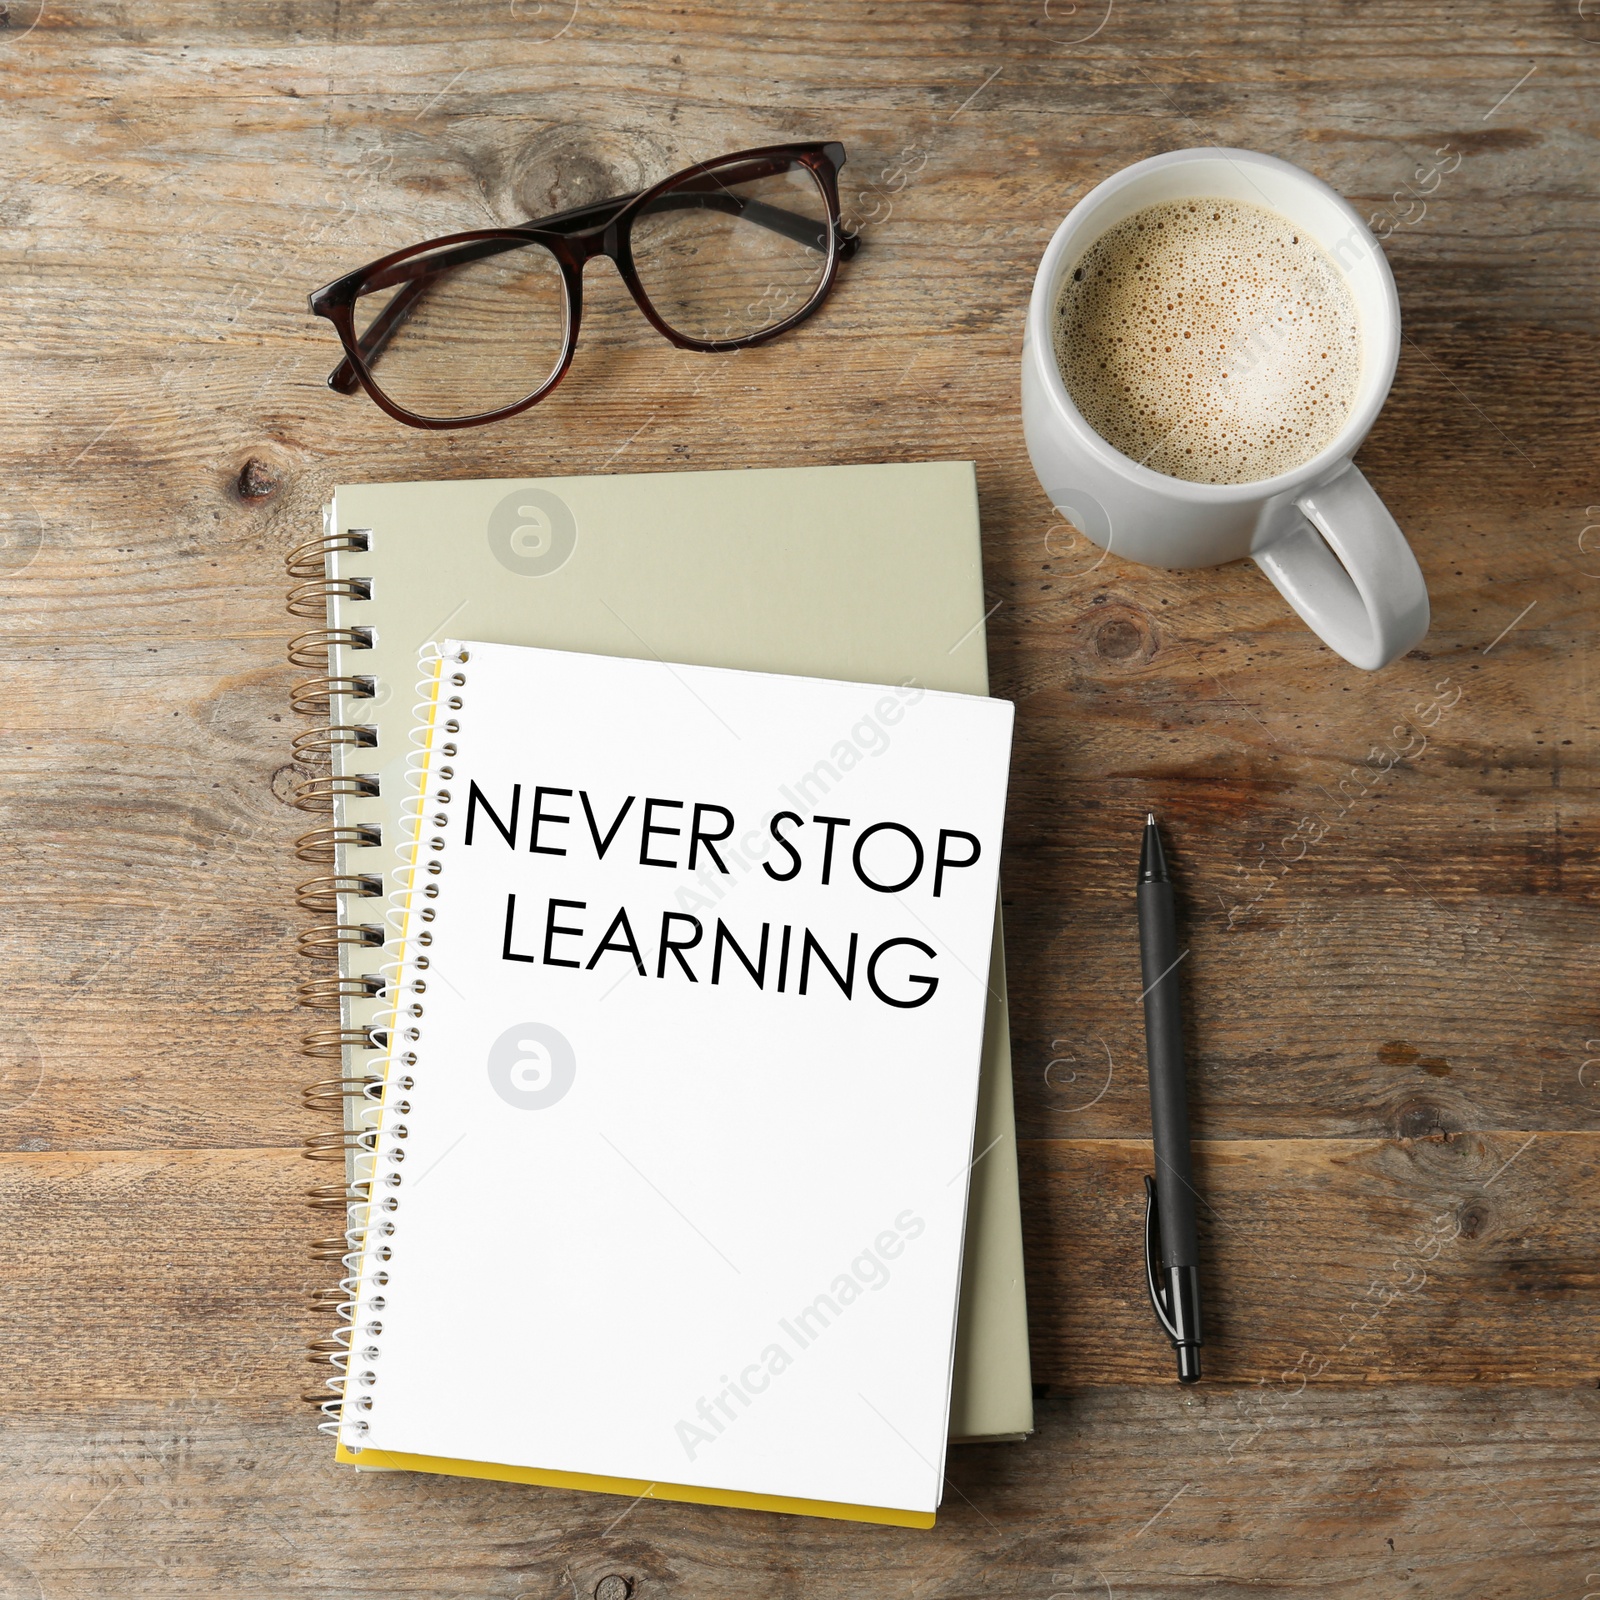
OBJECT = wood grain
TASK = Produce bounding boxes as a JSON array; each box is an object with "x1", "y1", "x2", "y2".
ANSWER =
[
  {"x1": 0, "y1": 0, "x2": 1596, "y2": 1592},
  {"x1": 1022, "y1": 1133, "x2": 1600, "y2": 1385},
  {"x1": 1, "y1": 1136, "x2": 1589, "y2": 1407},
  {"x1": 0, "y1": 1388, "x2": 1594, "y2": 1598}
]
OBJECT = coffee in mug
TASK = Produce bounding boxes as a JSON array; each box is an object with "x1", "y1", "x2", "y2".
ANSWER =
[
  {"x1": 1021, "y1": 148, "x2": 1430, "y2": 671},
  {"x1": 1051, "y1": 198, "x2": 1360, "y2": 485}
]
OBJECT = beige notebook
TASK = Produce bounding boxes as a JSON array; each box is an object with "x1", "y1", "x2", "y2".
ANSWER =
[{"x1": 290, "y1": 461, "x2": 1031, "y2": 1505}]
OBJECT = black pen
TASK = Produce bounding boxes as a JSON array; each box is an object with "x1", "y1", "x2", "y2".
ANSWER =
[{"x1": 1136, "y1": 813, "x2": 1203, "y2": 1383}]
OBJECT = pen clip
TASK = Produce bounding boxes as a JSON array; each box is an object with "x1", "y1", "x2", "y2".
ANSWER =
[{"x1": 1143, "y1": 1175, "x2": 1182, "y2": 1345}]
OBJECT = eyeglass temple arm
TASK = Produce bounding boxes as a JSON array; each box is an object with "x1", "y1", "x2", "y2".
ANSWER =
[
  {"x1": 326, "y1": 186, "x2": 858, "y2": 393},
  {"x1": 632, "y1": 187, "x2": 859, "y2": 256},
  {"x1": 327, "y1": 277, "x2": 428, "y2": 393},
  {"x1": 326, "y1": 238, "x2": 513, "y2": 394},
  {"x1": 532, "y1": 175, "x2": 860, "y2": 256}
]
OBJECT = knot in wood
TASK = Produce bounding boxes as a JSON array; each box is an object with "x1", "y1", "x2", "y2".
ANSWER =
[
  {"x1": 1095, "y1": 617, "x2": 1144, "y2": 659},
  {"x1": 236, "y1": 457, "x2": 279, "y2": 502},
  {"x1": 593, "y1": 1577, "x2": 633, "y2": 1600},
  {"x1": 1392, "y1": 1096, "x2": 1459, "y2": 1141},
  {"x1": 1078, "y1": 600, "x2": 1157, "y2": 668}
]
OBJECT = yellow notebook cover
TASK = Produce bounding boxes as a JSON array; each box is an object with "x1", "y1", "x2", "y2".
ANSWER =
[{"x1": 334, "y1": 1442, "x2": 935, "y2": 1528}]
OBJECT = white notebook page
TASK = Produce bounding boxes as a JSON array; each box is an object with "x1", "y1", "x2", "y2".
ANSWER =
[{"x1": 344, "y1": 640, "x2": 1013, "y2": 1515}]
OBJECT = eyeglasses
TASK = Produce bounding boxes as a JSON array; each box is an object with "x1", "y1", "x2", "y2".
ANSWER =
[{"x1": 308, "y1": 141, "x2": 859, "y2": 430}]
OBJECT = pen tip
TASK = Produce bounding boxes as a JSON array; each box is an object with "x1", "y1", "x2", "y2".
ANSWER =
[{"x1": 1138, "y1": 813, "x2": 1169, "y2": 883}]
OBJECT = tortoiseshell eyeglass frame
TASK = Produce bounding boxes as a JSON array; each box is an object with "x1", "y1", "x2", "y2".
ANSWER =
[{"x1": 307, "y1": 141, "x2": 859, "y2": 430}]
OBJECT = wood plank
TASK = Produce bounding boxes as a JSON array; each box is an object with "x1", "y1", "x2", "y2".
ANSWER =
[
  {"x1": 1021, "y1": 1133, "x2": 1600, "y2": 1385},
  {"x1": 0, "y1": 1386, "x2": 1593, "y2": 1597},
  {"x1": 1, "y1": 1137, "x2": 1593, "y2": 1403},
  {"x1": 0, "y1": 1150, "x2": 318, "y2": 1405}
]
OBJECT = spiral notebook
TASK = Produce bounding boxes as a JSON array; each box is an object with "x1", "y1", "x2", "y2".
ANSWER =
[
  {"x1": 326, "y1": 638, "x2": 1012, "y2": 1521},
  {"x1": 288, "y1": 462, "x2": 1033, "y2": 1522}
]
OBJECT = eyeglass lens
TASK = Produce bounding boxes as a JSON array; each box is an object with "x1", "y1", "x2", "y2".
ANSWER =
[
  {"x1": 629, "y1": 156, "x2": 832, "y2": 344},
  {"x1": 353, "y1": 240, "x2": 569, "y2": 423}
]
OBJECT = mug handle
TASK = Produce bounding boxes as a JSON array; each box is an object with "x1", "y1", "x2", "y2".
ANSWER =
[{"x1": 1252, "y1": 464, "x2": 1430, "y2": 671}]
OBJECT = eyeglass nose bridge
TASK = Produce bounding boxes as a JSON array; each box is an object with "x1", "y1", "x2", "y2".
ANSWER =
[{"x1": 557, "y1": 218, "x2": 631, "y2": 271}]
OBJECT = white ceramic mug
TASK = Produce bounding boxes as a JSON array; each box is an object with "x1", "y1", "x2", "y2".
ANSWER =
[{"x1": 1021, "y1": 147, "x2": 1429, "y2": 671}]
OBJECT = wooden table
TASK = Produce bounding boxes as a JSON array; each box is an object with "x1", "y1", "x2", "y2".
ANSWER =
[{"x1": 3, "y1": 3, "x2": 1596, "y2": 1594}]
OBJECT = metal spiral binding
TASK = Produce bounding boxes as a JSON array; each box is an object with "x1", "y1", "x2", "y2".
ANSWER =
[
  {"x1": 291, "y1": 772, "x2": 381, "y2": 813},
  {"x1": 291, "y1": 724, "x2": 379, "y2": 764},
  {"x1": 297, "y1": 923, "x2": 383, "y2": 959},
  {"x1": 289, "y1": 627, "x2": 374, "y2": 669},
  {"x1": 302, "y1": 1126, "x2": 378, "y2": 1164},
  {"x1": 289, "y1": 517, "x2": 391, "y2": 1427},
  {"x1": 300, "y1": 1026, "x2": 389, "y2": 1059},
  {"x1": 285, "y1": 528, "x2": 371, "y2": 579},
  {"x1": 330, "y1": 644, "x2": 453, "y2": 1447},
  {"x1": 289, "y1": 504, "x2": 457, "y2": 1442},
  {"x1": 302, "y1": 1074, "x2": 384, "y2": 1113},
  {"x1": 291, "y1": 676, "x2": 376, "y2": 716},
  {"x1": 296, "y1": 972, "x2": 386, "y2": 1009},
  {"x1": 295, "y1": 824, "x2": 383, "y2": 864},
  {"x1": 287, "y1": 576, "x2": 373, "y2": 617},
  {"x1": 296, "y1": 874, "x2": 385, "y2": 914}
]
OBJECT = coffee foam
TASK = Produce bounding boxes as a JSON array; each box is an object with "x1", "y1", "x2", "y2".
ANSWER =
[{"x1": 1052, "y1": 197, "x2": 1361, "y2": 485}]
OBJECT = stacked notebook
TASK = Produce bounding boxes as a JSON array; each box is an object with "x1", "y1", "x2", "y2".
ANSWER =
[{"x1": 291, "y1": 462, "x2": 1031, "y2": 1526}]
